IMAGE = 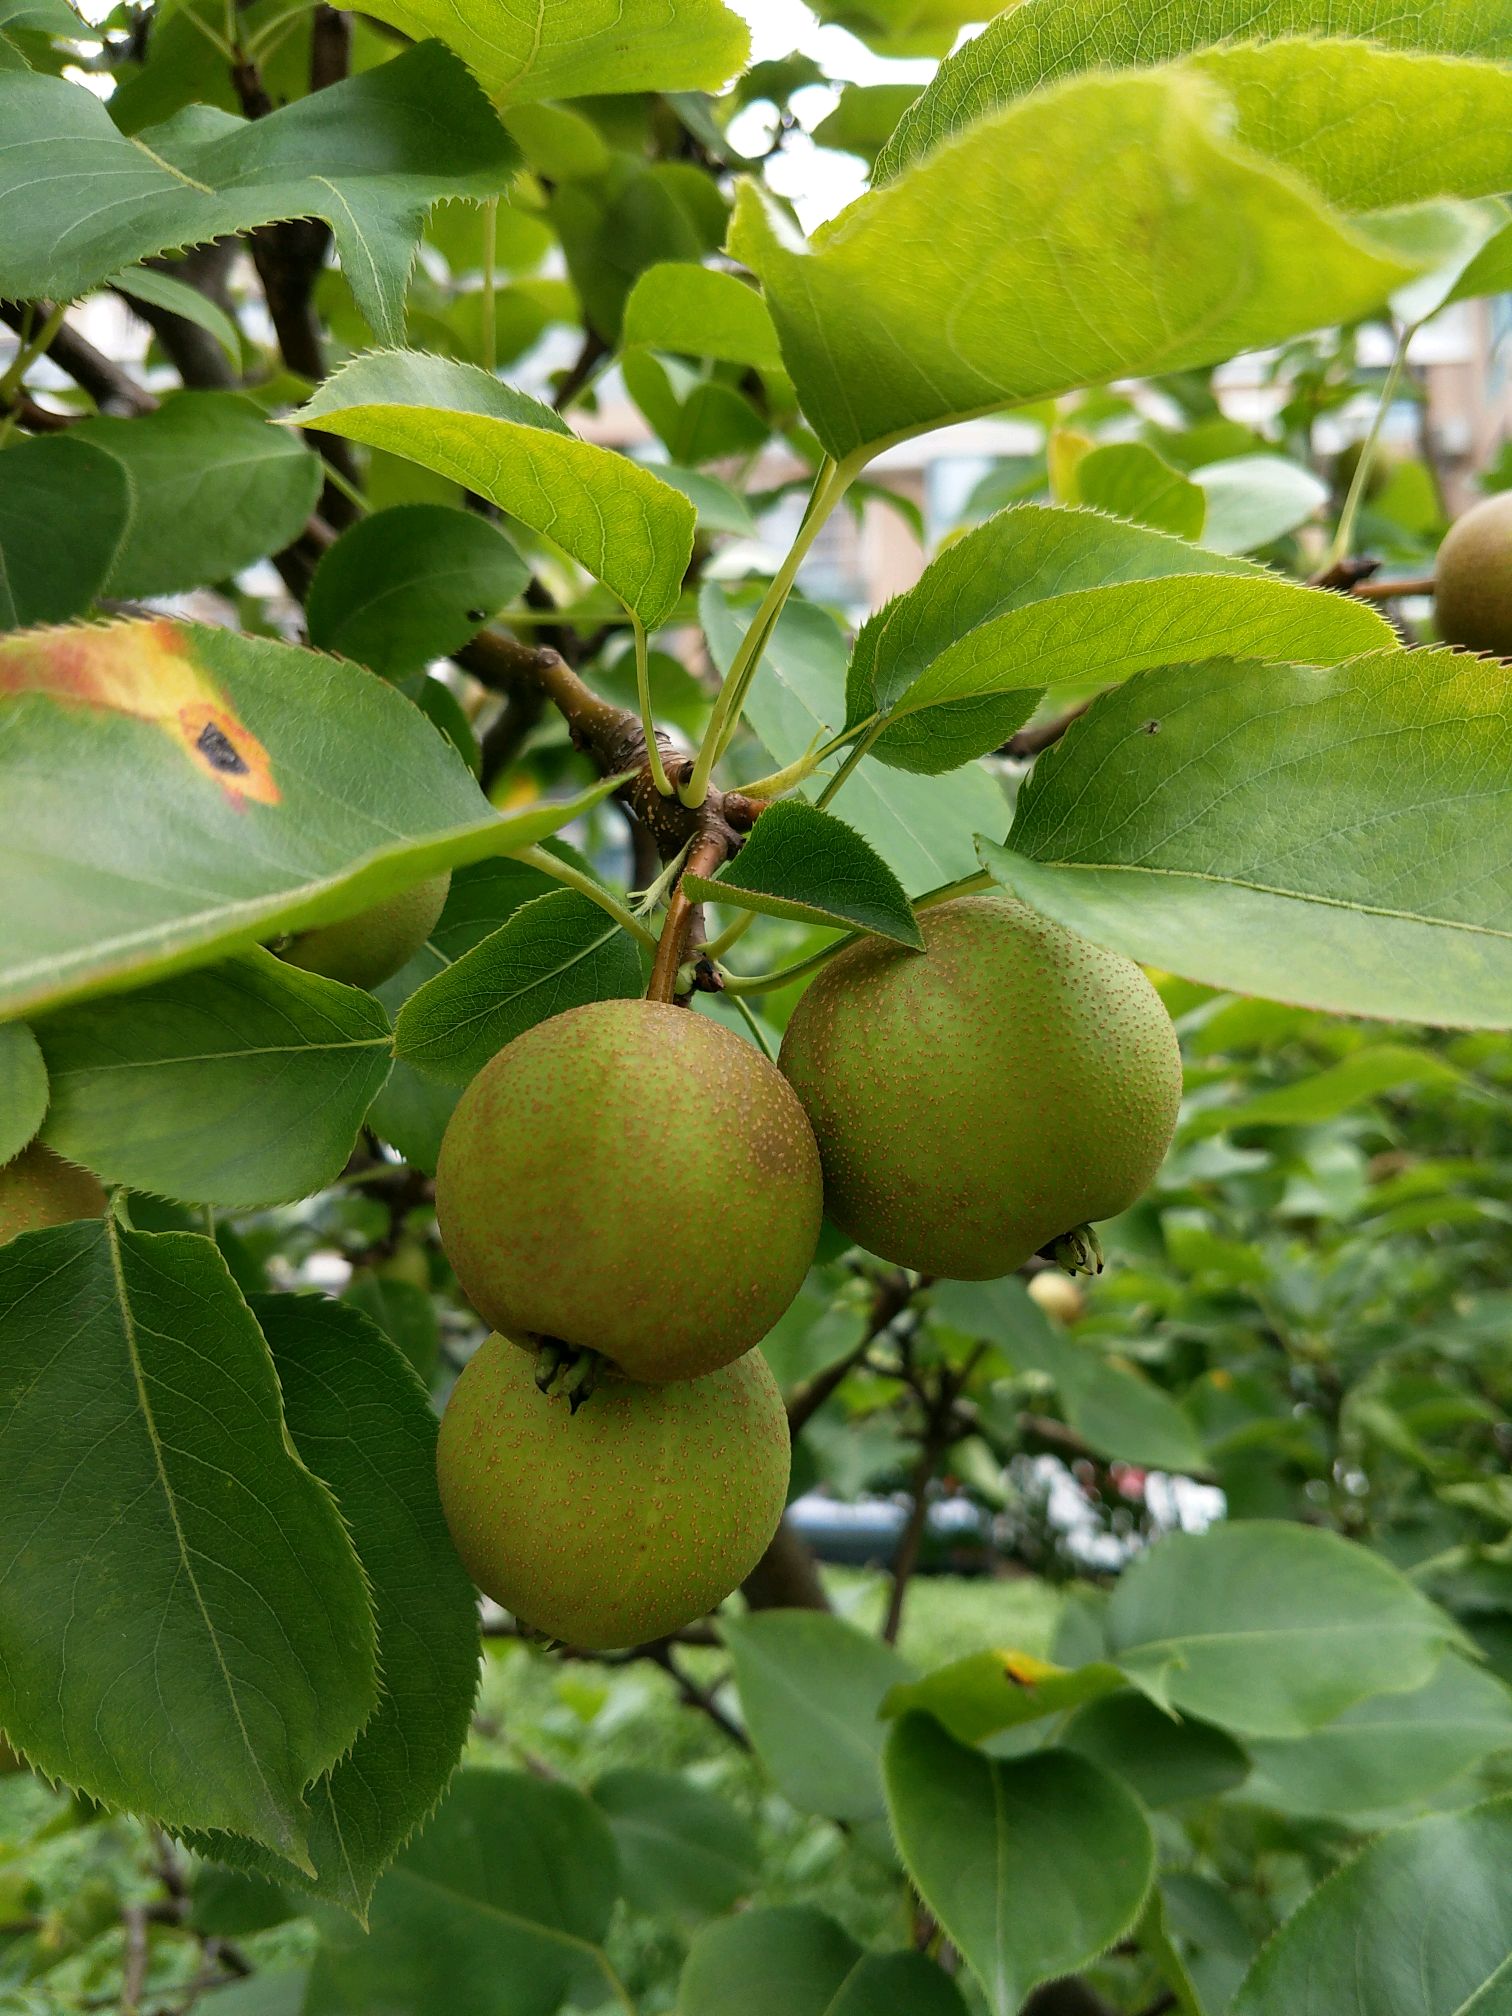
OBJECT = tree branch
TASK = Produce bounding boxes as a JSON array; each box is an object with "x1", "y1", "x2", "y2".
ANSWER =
[
  {"x1": 1, "y1": 301, "x2": 155, "y2": 414},
  {"x1": 786, "y1": 1271, "x2": 916, "y2": 1435}
]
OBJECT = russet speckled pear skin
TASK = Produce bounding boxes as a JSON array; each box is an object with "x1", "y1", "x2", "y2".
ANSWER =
[
  {"x1": 0, "y1": 1141, "x2": 107, "y2": 1244},
  {"x1": 434, "y1": 1000, "x2": 823, "y2": 1382},
  {"x1": 1435, "y1": 491, "x2": 1512, "y2": 658},
  {"x1": 436, "y1": 1333, "x2": 790, "y2": 1649},
  {"x1": 281, "y1": 872, "x2": 451, "y2": 989},
  {"x1": 778, "y1": 896, "x2": 1181, "y2": 1280}
]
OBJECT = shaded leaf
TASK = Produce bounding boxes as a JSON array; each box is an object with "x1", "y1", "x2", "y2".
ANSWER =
[
  {"x1": 0, "y1": 45, "x2": 516, "y2": 343},
  {"x1": 296, "y1": 351, "x2": 696, "y2": 628},
  {"x1": 592, "y1": 1769, "x2": 758, "y2": 1923},
  {"x1": 679, "y1": 1905, "x2": 969, "y2": 2016},
  {"x1": 1231, "y1": 1796, "x2": 1512, "y2": 2016},
  {"x1": 622, "y1": 261, "x2": 782, "y2": 369},
  {"x1": 1194, "y1": 454, "x2": 1327, "y2": 553},
  {"x1": 982, "y1": 647, "x2": 1512, "y2": 1028},
  {"x1": 111, "y1": 262, "x2": 243, "y2": 366},
  {"x1": 306, "y1": 506, "x2": 528, "y2": 681},
  {"x1": 0, "y1": 617, "x2": 621, "y2": 1019},
  {"x1": 308, "y1": 1768, "x2": 619, "y2": 2016},
  {"x1": 1062, "y1": 1694, "x2": 1250, "y2": 1809},
  {"x1": 0, "y1": 1221, "x2": 375, "y2": 1862},
  {"x1": 884, "y1": 1716, "x2": 1155, "y2": 2016},
  {"x1": 395, "y1": 887, "x2": 642, "y2": 1084},
  {"x1": 194, "y1": 1297, "x2": 479, "y2": 1916},
  {"x1": 1188, "y1": 1043, "x2": 1466, "y2": 1136},
  {"x1": 1105, "y1": 1520, "x2": 1464, "y2": 1738},
  {"x1": 0, "y1": 1020, "x2": 46, "y2": 1161},
  {"x1": 0, "y1": 436, "x2": 130, "y2": 630},
  {"x1": 721, "y1": 1611, "x2": 911, "y2": 1822},
  {"x1": 36, "y1": 951, "x2": 393, "y2": 1209},
  {"x1": 1077, "y1": 443, "x2": 1205, "y2": 540},
  {"x1": 686, "y1": 800, "x2": 923, "y2": 948}
]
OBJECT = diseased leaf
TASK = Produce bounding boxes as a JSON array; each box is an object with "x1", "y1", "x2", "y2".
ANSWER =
[
  {"x1": 882, "y1": 1652, "x2": 1126, "y2": 1745},
  {"x1": 981, "y1": 646, "x2": 1512, "y2": 1028},
  {"x1": 0, "y1": 1020, "x2": 47, "y2": 1162},
  {"x1": 1230, "y1": 1796, "x2": 1512, "y2": 2015},
  {"x1": 1105, "y1": 1521, "x2": 1464, "y2": 1738},
  {"x1": 395, "y1": 888, "x2": 643, "y2": 1083},
  {"x1": 0, "y1": 1221, "x2": 375, "y2": 1862},
  {"x1": 877, "y1": 0, "x2": 1512, "y2": 180},
  {"x1": 0, "y1": 44, "x2": 516, "y2": 343},
  {"x1": 36, "y1": 951, "x2": 393, "y2": 1209},
  {"x1": 193, "y1": 1297, "x2": 479, "y2": 1916},
  {"x1": 732, "y1": 69, "x2": 1420, "y2": 461},
  {"x1": 686, "y1": 800, "x2": 924, "y2": 949},
  {"x1": 884, "y1": 1717, "x2": 1156, "y2": 2016},
  {"x1": 0, "y1": 617, "x2": 622, "y2": 1019},
  {"x1": 679, "y1": 1906, "x2": 969, "y2": 2016},
  {"x1": 296, "y1": 351, "x2": 696, "y2": 629},
  {"x1": 350, "y1": 0, "x2": 748, "y2": 105},
  {"x1": 306, "y1": 506, "x2": 529, "y2": 681}
]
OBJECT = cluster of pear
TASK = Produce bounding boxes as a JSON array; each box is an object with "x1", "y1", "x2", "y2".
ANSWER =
[{"x1": 429, "y1": 894, "x2": 1183, "y2": 1650}]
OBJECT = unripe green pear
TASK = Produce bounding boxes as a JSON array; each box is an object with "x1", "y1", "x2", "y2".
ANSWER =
[
  {"x1": 0, "y1": 1140, "x2": 107, "y2": 1244},
  {"x1": 778, "y1": 896, "x2": 1181, "y2": 1281},
  {"x1": 280, "y1": 873, "x2": 451, "y2": 989},
  {"x1": 1435, "y1": 491, "x2": 1512, "y2": 658},
  {"x1": 435, "y1": 1000, "x2": 823, "y2": 1382},
  {"x1": 436, "y1": 1333, "x2": 790, "y2": 1649}
]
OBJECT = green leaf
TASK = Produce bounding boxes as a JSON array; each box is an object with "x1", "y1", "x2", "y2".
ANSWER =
[
  {"x1": 110, "y1": 262, "x2": 243, "y2": 367},
  {"x1": 395, "y1": 888, "x2": 642, "y2": 1084},
  {"x1": 552, "y1": 155, "x2": 727, "y2": 342},
  {"x1": 306, "y1": 505, "x2": 529, "y2": 681},
  {"x1": 652, "y1": 462, "x2": 759, "y2": 538},
  {"x1": 866, "y1": 572, "x2": 1392, "y2": 776},
  {"x1": 883, "y1": 1717, "x2": 1156, "y2": 2016},
  {"x1": 686, "y1": 800, "x2": 924, "y2": 949},
  {"x1": 343, "y1": 1270, "x2": 441, "y2": 1381},
  {"x1": 623, "y1": 347, "x2": 771, "y2": 463},
  {"x1": 1105, "y1": 1521, "x2": 1464, "y2": 1738},
  {"x1": 1077, "y1": 444, "x2": 1205, "y2": 540},
  {"x1": 36, "y1": 951, "x2": 392, "y2": 1209},
  {"x1": 295, "y1": 351, "x2": 696, "y2": 629},
  {"x1": 876, "y1": 0, "x2": 1512, "y2": 181},
  {"x1": 350, "y1": 0, "x2": 748, "y2": 104},
  {"x1": 679, "y1": 1906, "x2": 969, "y2": 2016},
  {"x1": 0, "y1": 1220, "x2": 375, "y2": 1863},
  {"x1": 847, "y1": 504, "x2": 1253, "y2": 725},
  {"x1": 731, "y1": 69, "x2": 1419, "y2": 462},
  {"x1": 1188, "y1": 1043, "x2": 1466, "y2": 1136},
  {"x1": 703, "y1": 586, "x2": 1008, "y2": 896},
  {"x1": 0, "y1": 435, "x2": 132, "y2": 629},
  {"x1": 808, "y1": 0, "x2": 986, "y2": 57},
  {"x1": 0, "y1": 617, "x2": 622, "y2": 1019},
  {"x1": 592, "y1": 1768, "x2": 758, "y2": 1923},
  {"x1": 721, "y1": 1611, "x2": 912, "y2": 1822},
  {"x1": 1243, "y1": 1655, "x2": 1512, "y2": 1818},
  {"x1": 812, "y1": 81, "x2": 922, "y2": 163},
  {"x1": 1062, "y1": 1694, "x2": 1250, "y2": 1809},
  {"x1": 882, "y1": 1652, "x2": 1126, "y2": 1745},
  {"x1": 0, "y1": 1020, "x2": 46, "y2": 1161},
  {"x1": 194, "y1": 1297, "x2": 479, "y2": 1916},
  {"x1": 981, "y1": 646, "x2": 1512, "y2": 1029},
  {"x1": 622, "y1": 261, "x2": 782, "y2": 369},
  {"x1": 0, "y1": 44, "x2": 516, "y2": 344},
  {"x1": 308, "y1": 1768, "x2": 620, "y2": 2014},
  {"x1": 1230, "y1": 1795, "x2": 1512, "y2": 2015},
  {"x1": 72, "y1": 393, "x2": 323, "y2": 599},
  {"x1": 1194, "y1": 454, "x2": 1327, "y2": 553}
]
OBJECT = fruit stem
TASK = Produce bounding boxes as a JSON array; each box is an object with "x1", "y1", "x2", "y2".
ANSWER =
[
  {"x1": 1325, "y1": 322, "x2": 1412, "y2": 573},
  {"x1": 632, "y1": 615, "x2": 674, "y2": 798},
  {"x1": 646, "y1": 826, "x2": 730, "y2": 1004}
]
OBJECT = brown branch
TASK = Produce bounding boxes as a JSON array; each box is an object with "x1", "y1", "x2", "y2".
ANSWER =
[
  {"x1": 552, "y1": 329, "x2": 609, "y2": 412},
  {"x1": 647, "y1": 1643, "x2": 751, "y2": 1749},
  {"x1": 1, "y1": 301, "x2": 156, "y2": 414},
  {"x1": 647, "y1": 822, "x2": 729, "y2": 1003},
  {"x1": 1309, "y1": 553, "x2": 1379, "y2": 592},
  {"x1": 1351, "y1": 573, "x2": 1436, "y2": 600},
  {"x1": 114, "y1": 243, "x2": 240, "y2": 392},
  {"x1": 1003, "y1": 699, "x2": 1091, "y2": 759},
  {"x1": 741, "y1": 1513, "x2": 831, "y2": 1612},
  {"x1": 882, "y1": 1343, "x2": 984, "y2": 1645},
  {"x1": 786, "y1": 1270, "x2": 916, "y2": 1435}
]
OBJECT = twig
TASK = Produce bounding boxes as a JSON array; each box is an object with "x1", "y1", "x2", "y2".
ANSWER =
[
  {"x1": 120, "y1": 1904, "x2": 149, "y2": 2016},
  {"x1": 1351, "y1": 572, "x2": 1436, "y2": 600},
  {"x1": 553, "y1": 330, "x2": 608, "y2": 411},
  {"x1": 786, "y1": 1272, "x2": 916, "y2": 1435},
  {"x1": 646, "y1": 824, "x2": 729, "y2": 1003},
  {"x1": 1, "y1": 301, "x2": 156, "y2": 414},
  {"x1": 1002, "y1": 699, "x2": 1091, "y2": 759},
  {"x1": 647, "y1": 1643, "x2": 750, "y2": 1749}
]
